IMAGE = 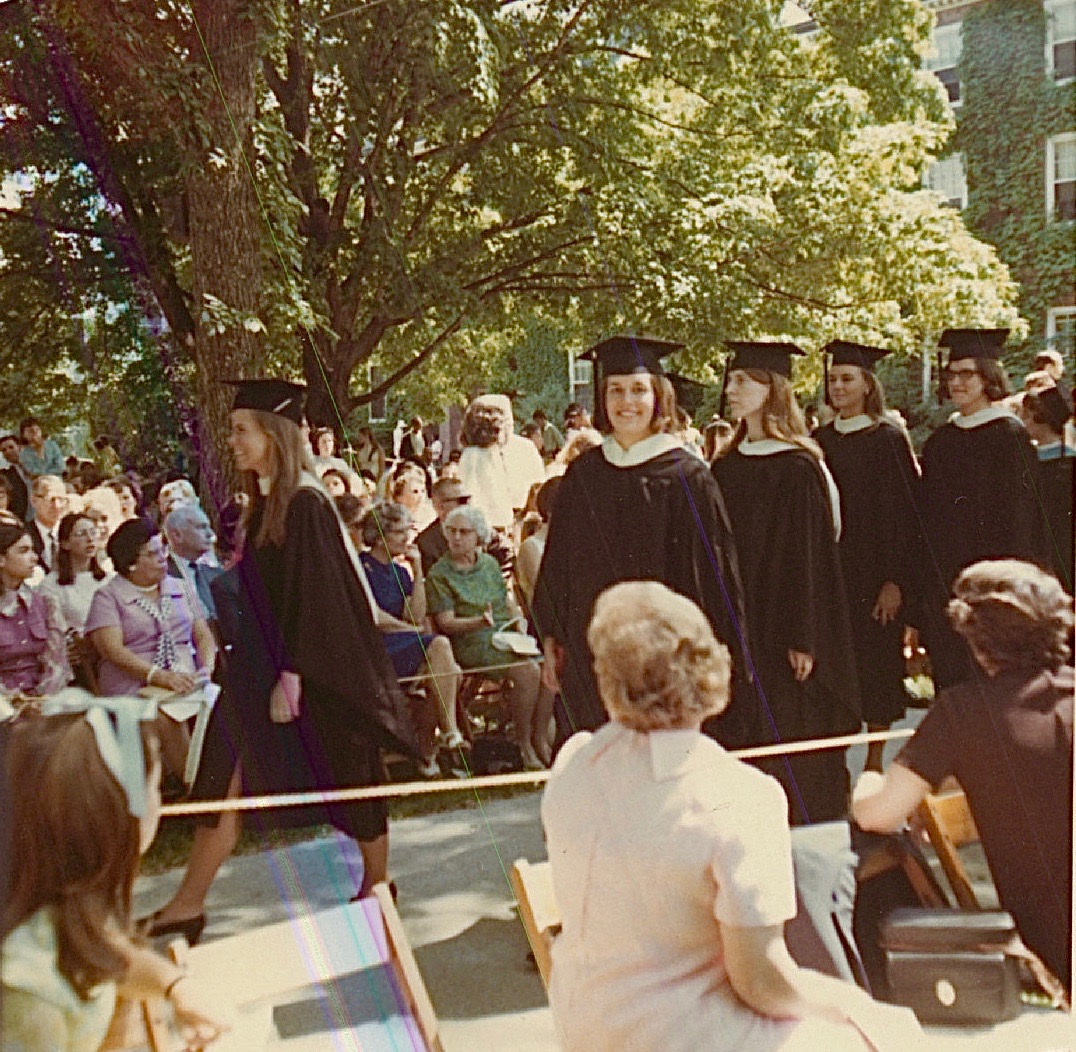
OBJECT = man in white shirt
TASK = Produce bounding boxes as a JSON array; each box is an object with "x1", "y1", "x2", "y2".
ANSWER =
[
  {"x1": 163, "y1": 503, "x2": 221, "y2": 620},
  {"x1": 29, "y1": 475, "x2": 68, "y2": 571}
]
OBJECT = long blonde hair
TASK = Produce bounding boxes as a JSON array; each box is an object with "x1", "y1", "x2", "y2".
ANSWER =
[
  {"x1": 725, "y1": 369, "x2": 823, "y2": 461},
  {"x1": 240, "y1": 410, "x2": 318, "y2": 547}
]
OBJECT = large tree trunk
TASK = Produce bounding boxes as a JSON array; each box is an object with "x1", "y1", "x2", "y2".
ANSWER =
[{"x1": 186, "y1": 1, "x2": 263, "y2": 510}]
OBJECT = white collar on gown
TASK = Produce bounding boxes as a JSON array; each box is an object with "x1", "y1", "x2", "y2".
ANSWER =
[
  {"x1": 833, "y1": 414, "x2": 874, "y2": 434},
  {"x1": 949, "y1": 404, "x2": 1018, "y2": 429},
  {"x1": 601, "y1": 432, "x2": 683, "y2": 467}
]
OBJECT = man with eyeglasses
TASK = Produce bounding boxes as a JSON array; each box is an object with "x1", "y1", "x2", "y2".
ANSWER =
[
  {"x1": 416, "y1": 477, "x2": 473, "y2": 574},
  {"x1": 28, "y1": 475, "x2": 68, "y2": 572}
]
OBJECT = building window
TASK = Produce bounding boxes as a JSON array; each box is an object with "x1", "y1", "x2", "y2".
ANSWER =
[
  {"x1": 368, "y1": 364, "x2": 387, "y2": 423},
  {"x1": 1046, "y1": 132, "x2": 1076, "y2": 221},
  {"x1": 568, "y1": 354, "x2": 593, "y2": 411},
  {"x1": 925, "y1": 154, "x2": 968, "y2": 209},
  {"x1": 1046, "y1": 0, "x2": 1076, "y2": 83},
  {"x1": 925, "y1": 21, "x2": 962, "y2": 106},
  {"x1": 1048, "y1": 307, "x2": 1076, "y2": 358}
]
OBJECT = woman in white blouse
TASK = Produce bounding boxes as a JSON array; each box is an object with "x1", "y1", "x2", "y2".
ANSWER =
[{"x1": 542, "y1": 581, "x2": 919, "y2": 1052}]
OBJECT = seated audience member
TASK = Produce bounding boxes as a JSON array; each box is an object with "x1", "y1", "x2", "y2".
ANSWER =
[
  {"x1": 543, "y1": 581, "x2": 917, "y2": 1052},
  {"x1": 426, "y1": 504, "x2": 551, "y2": 768},
  {"x1": 164, "y1": 503, "x2": 222, "y2": 623},
  {"x1": 359, "y1": 503, "x2": 466, "y2": 774},
  {"x1": 81, "y1": 485, "x2": 126, "y2": 547},
  {"x1": 335, "y1": 492, "x2": 375, "y2": 550},
  {"x1": 853, "y1": 559, "x2": 1073, "y2": 992},
  {"x1": 105, "y1": 474, "x2": 141, "y2": 521},
  {"x1": 18, "y1": 416, "x2": 65, "y2": 479},
  {"x1": 86, "y1": 519, "x2": 216, "y2": 782},
  {"x1": 563, "y1": 402, "x2": 592, "y2": 434},
  {"x1": 0, "y1": 521, "x2": 71, "y2": 697},
  {"x1": 40, "y1": 513, "x2": 111, "y2": 689},
  {"x1": 354, "y1": 426, "x2": 387, "y2": 479},
  {"x1": 0, "y1": 433, "x2": 31, "y2": 521},
  {"x1": 156, "y1": 477, "x2": 197, "y2": 521},
  {"x1": 0, "y1": 698, "x2": 229, "y2": 1051},
  {"x1": 417, "y1": 476, "x2": 472, "y2": 574},
  {"x1": 28, "y1": 475, "x2": 69, "y2": 573},
  {"x1": 320, "y1": 467, "x2": 349, "y2": 497},
  {"x1": 516, "y1": 476, "x2": 560, "y2": 612},
  {"x1": 0, "y1": 473, "x2": 13, "y2": 521},
  {"x1": 389, "y1": 460, "x2": 436, "y2": 532},
  {"x1": 545, "y1": 425, "x2": 602, "y2": 478}
]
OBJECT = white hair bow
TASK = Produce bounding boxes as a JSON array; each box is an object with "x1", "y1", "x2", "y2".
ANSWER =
[{"x1": 39, "y1": 689, "x2": 158, "y2": 817}]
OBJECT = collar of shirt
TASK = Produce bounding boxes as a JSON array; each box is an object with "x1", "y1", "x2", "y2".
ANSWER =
[
  {"x1": 0, "y1": 582, "x2": 34, "y2": 618},
  {"x1": 833, "y1": 414, "x2": 874, "y2": 435},
  {"x1": 646, "y1": 726, "x2": 724, "y2": 782},
  {"x1": 1036, "y1": 441, "x2": 1076, "y2": 461},
  {"x1": 949, "y1": 404, "x2": 1018, "y2": 429},
  {"x1": 113, "y1": 575, "x2": 184, "y2": 607},
  {"x1": 601, "y1": 432, "x2": 683, "y2": 468}
]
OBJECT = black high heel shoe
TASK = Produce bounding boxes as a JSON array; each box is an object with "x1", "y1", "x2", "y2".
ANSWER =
[{"x1": 142, "y1": 911, "x2": 207, "y2": 946}]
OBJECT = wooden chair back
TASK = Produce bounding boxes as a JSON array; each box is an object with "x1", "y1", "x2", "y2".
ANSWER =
[
  {"x1": 914, "y1": 789, "x2": 982, "y2": 909},
  {"x1": 510, "y1": 858, "x2": 560, "y2": 993}
]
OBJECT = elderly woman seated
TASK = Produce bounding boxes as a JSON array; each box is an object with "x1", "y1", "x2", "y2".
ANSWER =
[
  {"x1": 426, "y1": 503, "x2": 551, "y2": 769},
  {"x1": 543, "y1": 580, "x2": 918, "y2": 1052},
  {"x1": 853, "y1": 559, "x2": 1073, "y2": 994},
  {"x1": 358, "y1": 501, "x2": 466, "y2": 776}
]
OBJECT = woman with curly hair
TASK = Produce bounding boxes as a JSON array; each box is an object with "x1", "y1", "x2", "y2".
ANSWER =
[
  {"x1": 854, "y1": 559, "x2": 1073, "y2": 993},
  {"x1": 543, "y1": 581, "x2": 915, "y2": 1052}
]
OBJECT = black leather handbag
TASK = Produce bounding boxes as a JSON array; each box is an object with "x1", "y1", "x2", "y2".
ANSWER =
[{"x1": 880, "y1": 908, "x2": 1022, "y2": 1024}]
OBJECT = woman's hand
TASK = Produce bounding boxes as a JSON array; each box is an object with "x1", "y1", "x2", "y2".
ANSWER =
[
  {"x1": 481, "y1": 604, "x2": 495, "y2": 627},
  {"x1": 541, "y1": 637, "x2": 562, "y2": 694},
  {"x1": 404, "y1": 544, "x2": 423, "y2": 573},
  {"x1": 156, "y1": 668, "x2": 199, "y2": 695},
  {"x1": 787, "y1": 649, "x2": 815, "y2": 682},
  {"x1": 871, "y1": 582, "x2": 902, "y2": 625},
  {"x1": 168, "y1": 974, "x2": 234, "y2": 1050},
  {"x1": 269, "y1": 671, "x2": 302, "y2": 723}
]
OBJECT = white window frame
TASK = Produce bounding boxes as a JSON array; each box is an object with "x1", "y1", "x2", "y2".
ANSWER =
[
  {"x1": 925, "y1": 153, "x2": 968, "y2": 210},
  {"x1": 1045, "y1": 0, "x2": 1076, "y2": 85},
  {"x1": 1047, "y1": 306, "x2": 1076, "y2": 358},
  {"x1": 1046, "y1": 131, "x2": 1076, "y2": 222},
  {"x1": 925, "y1": 21, "x2": 963, "y2": 108},
  {"x1": 367, "y1": 364, "x2": 387, "y2": 423}
]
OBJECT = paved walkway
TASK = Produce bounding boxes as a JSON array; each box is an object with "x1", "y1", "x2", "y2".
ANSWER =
[{"x1": 135, "y1": 791, "x2": 558, "y2": 1050}]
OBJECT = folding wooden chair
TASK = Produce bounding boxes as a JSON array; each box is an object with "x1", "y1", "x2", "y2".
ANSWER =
[
  {"x1": 913, "y1": 788, "x2": 982, "y2": 909},
  {"x1": 510, "y1": 858, "x2": 560, "y2": 993}
]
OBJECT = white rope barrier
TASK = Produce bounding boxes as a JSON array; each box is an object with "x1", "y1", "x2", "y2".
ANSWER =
[
  {"x1": 160, "y1": 726, "x2": 916, "y2": 817},
  {"x1": 398, "y1": 657, "x2": 539, "y2": 685}
]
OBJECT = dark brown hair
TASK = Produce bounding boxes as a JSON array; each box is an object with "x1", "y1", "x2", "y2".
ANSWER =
[
  {"x1": 56, "y1": 512, "x2": 107, "y2": 586},
  {"x1": 599, "y1": 373, "x2": 678, "y2": 436},
  {"x1": 1, "y1": 714, "x2": 158, "y2": 999},
  {"x1": 947, "y1": 559, "x2": 1073, "y2": 673},
  {"x1": 943, "y1": 357, "x2": 1011, "y2": 402}
]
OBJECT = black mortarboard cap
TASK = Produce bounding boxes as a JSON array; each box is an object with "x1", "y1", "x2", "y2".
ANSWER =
[
  {"x1": 938, "y1": 328, "x2": 1010, "y2": 361},
  {"x1": 823, "y1": 340, "x2": 891, "y2": 372},
  {"x1": 227, "y1": 379, "x2": 306, "y2": 425},
  {"x1": 581, "y1": 335, "x2": 683, "y2": 376},
  {"x1": 1028, "y1": 384, "x2": 1072, "y2": 431},
  {"x1": 724, "y1": 341, "x2": 805, "y2": 378}
]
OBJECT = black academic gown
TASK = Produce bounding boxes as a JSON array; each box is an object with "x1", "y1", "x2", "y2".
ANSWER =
[
  {"x1": 1034, "y1": 450, "x2": 1074, "y2": 593},
  {"x1": 815, "y1": 419, "x2": 920, "y2": 726},
  {"x1": 531, "y1": 442, "x2": 747, "y2": 743},
  {"x1": 919, "y1": 413, "x2": 1050, "y2": 688},
  {"x1": 190, "y1": 485, "x2": 419, "y2": 840},
  {"x1": 712, "y1": 444, "x2": 861, "y2": 825}
]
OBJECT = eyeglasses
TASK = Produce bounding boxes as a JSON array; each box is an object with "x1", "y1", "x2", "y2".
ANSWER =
[{"x1": 944, "y1": 368, "x2": 980, "y2": 382}]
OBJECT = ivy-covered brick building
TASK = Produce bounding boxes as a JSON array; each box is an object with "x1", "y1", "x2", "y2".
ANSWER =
[{"x1": 923, "y1": 0, "x2": 1076, "y2": 368}]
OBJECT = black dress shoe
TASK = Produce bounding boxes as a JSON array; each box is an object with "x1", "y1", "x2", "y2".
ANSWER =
[{"x1": 143, "y1": 911, "x2": 206, "y2": 946}]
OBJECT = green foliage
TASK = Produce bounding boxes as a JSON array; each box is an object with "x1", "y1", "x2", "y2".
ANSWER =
[
  {"x1": 957, "y1": 0, "x2": 1076, "y2": 377},
  {"x1": 0, "y1": 0, "x2": 1027, "y2": 439}
]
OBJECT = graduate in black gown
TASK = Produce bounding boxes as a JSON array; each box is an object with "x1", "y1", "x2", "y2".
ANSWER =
[
  {"x1": 712, "y1": 342, "x2": 860, "y2": 825},
  {"x1": 1019, "y1": 384, "x2": 1074, "y2": 592},
  {"x1": 813, "y1": 341, "x2": 921, "y2": 773},
  {"x1": 532, "y1": 336, "x2": 747, "y2": 745},
  {"x1": 146, "y1": 380, "x2": 421, "y2": 942},
  {"x1": 919, "y1": 329, "x2": 1051, "y2": 689}
]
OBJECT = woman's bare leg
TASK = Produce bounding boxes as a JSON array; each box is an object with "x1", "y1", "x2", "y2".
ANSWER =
[
  {"x1": 532, "y1": 681, "x2": 555, "y2": 767},
  {"x1": 153, "y1": 767, "x2": 242, "y2": 924},
  {"x1": 865, "y1": 725, "x2": 887, "y2": 774},
  {"x1": 425, "y1": 635, "x2": 461, "y2": 737},
  {"x1": 507, "y1": 660, "x2": 543, "y2": 768},
  {"x1": 157, "y1": 714, "x2": 190, "y2": 782}
]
